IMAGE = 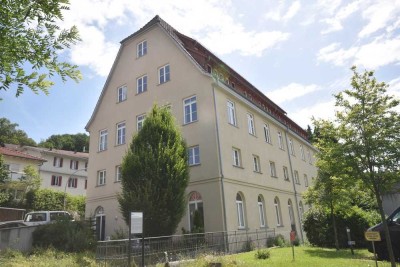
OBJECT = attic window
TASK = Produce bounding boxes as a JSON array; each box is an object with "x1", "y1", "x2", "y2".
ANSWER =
[
  {"x1": 207, "y1": 65, "x2": 212, "y2": 73},
  {"x1": 231, "y1": 82, "x2": 235, "y2": 88}
]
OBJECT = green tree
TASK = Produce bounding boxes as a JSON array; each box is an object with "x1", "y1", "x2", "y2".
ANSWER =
[
  {"x1": 118, "y1": 105, "x2": 189, "y2": 237},
  {"x1": 0, "y1": 155, "x2": 11, "y2": 204},
  {"x1": 39, "y1": 133, "x2": 89, "y2": 152},
  {"x1": 0, "y1": 0, "x2": 81, "y2": 97},
  {"x1": 334, "y1": 66, "x2": 400, "y2": 266},
  {"x1": 7, "y1": 165, "x2": 42, "y2": 206},
  {"x1": 0, "y1": 118, "x2": 36, "y2": 146}
]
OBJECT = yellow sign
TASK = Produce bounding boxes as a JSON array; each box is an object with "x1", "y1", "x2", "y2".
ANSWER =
[{"x1": 365, "y1": 231, "x2": 381, "y2": 241}]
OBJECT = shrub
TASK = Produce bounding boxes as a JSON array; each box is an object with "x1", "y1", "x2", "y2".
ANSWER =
[
  {"x1": 242, "y1": 238, "x2": 255, "y2": 252},
  {"x1": 255, "y1": 249, "x2": 270, "y2": 259},
  {"x1": 32, "y1": 218, "x2": 95, "y2": 252},
  {"x1": 303, "y1": 206, "x2": 380, "y2": 248}
]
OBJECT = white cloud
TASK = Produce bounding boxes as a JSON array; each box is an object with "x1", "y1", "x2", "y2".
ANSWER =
[
  {"x1": 58, "y1": 0, "x2": 290, "y2": 76},
  {"x1": 264, "y1": 1, "x2": 301, "y2": 22},
  {"x1": 317, "y1": 43, "x2": 358, "y2": 66},
  {"x1": 289, "y1": 99, "x2": 336, "y2": 128},
  {"x1": 321, "y1": 0, "x2": 362, "y2": 34},
  {"x1": 266, "y1": 83, "x2": 320, "y2": 105},
  {"x1": 358, "y1": 0, "x2": 400, "y2": 38}
]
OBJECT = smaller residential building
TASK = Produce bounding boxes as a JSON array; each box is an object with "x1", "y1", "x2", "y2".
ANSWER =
[{"x1": 4, "y1": 145, "x2": 88, "y2": 196}]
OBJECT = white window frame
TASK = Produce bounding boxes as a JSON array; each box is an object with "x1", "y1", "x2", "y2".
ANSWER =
[
  {"x1": 289, "y1": 138, "x2": 295, "y2": 156},
  {"x1": 263, "y1": 124, "x2": 271, "y2": 143},
  {"x1": 137, "y1": 114, "x2": 146, "y2": 131},
  {"x1": 117, "y1": 85, "x2": 127, "y2": 102},
  {"x1": 294, "y1": 170, "x2": 300, "y2": 184},
  {"x1": 274, "y1": 197, "x2": 282, "y2": 226},
  {"x1": 68, "y1": 177, "x2": 78, "y2": 188},
  {"x1": 99, "y1": 129, "x2": 108, "y2": 151},
  {"x1": 188, "y1": 146, "x2": 200, "y2": 166},
  {"x1": 278, "y1": 131, "x2": 284, "y2": 150},
  {"x1": 270, "y1": 161, "x2": 277, "y2": 177},
  {"x1": 116, "y1": 122, "x2": 126, "y2": 145},
  {"x1": 227, "y1": 100, "x2": 237, "y2": 126},
  {"x1": 253, "y1": 155, "x2": 261, "y2": 173},
  {"x1": 236, "y1": 193, "x2": 245, "y2": 229},
  {"x1": 247, "y1": 113, "x2": 255, "y2": 135},
  {"x1": 283, "y1": 166, "x2": 289, "y2": 181},
  {"x1": 137, "y1": 75, "x2": 147, "y2": 94},
  {"x1": 183, "y1": 96, "x2": 197, "y2": 124},
  {"x1": 98, "y1": 170, "x2": 106, "y2": 186},
  {"x1": 300, "y1": 145, "x2": 305, "y2": 160},
  {"x1": 159, "y1": 64, "x2": 170, "y2": 84},
  {"x1": 288, "y1": 200, "x2": 295, "y2": 225},
  {"x1": 116, "y1": 165, "x2": 122, "y2": 182},
  {"x1": 232, "y1": 148, "x2": 241, "y2": 167},
  {"x1": 137, "y1": 40, "x2": 147, "y2": 57},
  {"x1": 54, "y1": 157, "x2": 62, "y2": 168},
  {"x1": 70, "y1": 160, "x2": 78, "y2": 170},
  {"x1": 258, "y1": 195, "x2": 266, "y2": 228}
]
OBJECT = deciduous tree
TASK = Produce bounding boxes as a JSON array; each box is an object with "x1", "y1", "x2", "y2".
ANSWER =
[
  {"x1": 118, "y1": 105, "x2": 189, "y2": 237},
  {"x1": 0, "y1": 117, "x2": 36, "y2": 146}
]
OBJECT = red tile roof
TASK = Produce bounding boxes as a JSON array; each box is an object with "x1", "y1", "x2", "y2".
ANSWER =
[{"x1": 0, "y1": 147, "x2": 46, "y2": 162}]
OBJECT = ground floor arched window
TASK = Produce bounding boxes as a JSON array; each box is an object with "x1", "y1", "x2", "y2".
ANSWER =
[
  {"x1": 188, "y1": 191, "x2": 204, "y2": 233},
  {"x1": 236, "y1": 192, "x2": 246, "y2": 229},
  {"x1": 94, "y1": 206, "x2": 106, "y2": 241}
]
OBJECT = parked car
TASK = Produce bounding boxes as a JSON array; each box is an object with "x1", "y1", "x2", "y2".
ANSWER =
[
  {"x1": 23, "y1": 211, "x2": 72, "y2": 226},
  {"x1": 367, "y1": 206, "x2": 400, "y2": 261},
  {"x1": 0, "y1": 221, "x2": 27, "y2": 229}
]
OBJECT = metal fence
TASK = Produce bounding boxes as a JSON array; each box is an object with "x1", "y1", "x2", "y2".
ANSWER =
[{"x1": 96, "y1": 229, "x2": 275, "y2": 266}]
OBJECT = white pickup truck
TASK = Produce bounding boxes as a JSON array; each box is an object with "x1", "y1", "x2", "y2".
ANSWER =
[{"x1": 23, "y1": 211, "x2": 72, "y2": 226}]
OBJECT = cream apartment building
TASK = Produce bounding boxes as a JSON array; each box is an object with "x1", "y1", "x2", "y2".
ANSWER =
[
  {"x1": 85, "y1": 16, "x2": 318, "y2": 241},
  {"x1": 5, "y1": 145, "x2": 88, "y2": 196}
]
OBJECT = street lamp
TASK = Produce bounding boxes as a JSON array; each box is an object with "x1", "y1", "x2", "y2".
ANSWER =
[{"x1": 63, "y1": 168, "x2": 87, "y2": 210}]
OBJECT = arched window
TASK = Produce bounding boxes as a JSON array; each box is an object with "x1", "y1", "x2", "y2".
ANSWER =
[
  {"x1": 288, "y1": 199, "x2": 295, "y2": 225},
  {"x1": 274, "y1": 197, "x2": 282, "y2": 226},
  {"x1": 299, "y1": 201, "x2": 304, "y2": 222},
  {"x1": 188, "y1": 191, "x2": 204, "y2": 232},
  {"x1": 94, "y1": 206, "x2": 105, "y2": 241},
  {"x1": 236, "y1": 193, "x2": 245, "y2": 229},
  {"x1": 258, "y1": 195, "x2": 266, "y2": 227}
]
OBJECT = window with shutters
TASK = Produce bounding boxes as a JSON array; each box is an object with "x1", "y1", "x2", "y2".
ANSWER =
[
  {"x1": 70, "y1": 160, "x2": 79, "y2": 170},
  {"x1": 53, "y1": 157, "x2": 63, "y2": 168},
  {"x1": 68, "y1": 177, "x2": 78, "y2": 188},
  {"x1": 51, "y1": 175, "x2": 62, "y2": 186}
]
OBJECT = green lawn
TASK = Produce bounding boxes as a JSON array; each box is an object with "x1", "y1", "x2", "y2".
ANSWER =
[{"x1": 176, "y1": 246, "x2": 399, "y2": 267}]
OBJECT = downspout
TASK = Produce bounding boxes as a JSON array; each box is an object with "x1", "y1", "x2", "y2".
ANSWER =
[
  {"x1": 284, "y1": 126, "x2": 304, "y2": 242},
  {"x1": 212, "y1": 83, "x2": 228, "y2": 248}
]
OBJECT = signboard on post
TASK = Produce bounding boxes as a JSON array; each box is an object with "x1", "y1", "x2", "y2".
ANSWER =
[
  {"x1": 365, "y1": 231, "x2": 381, "y2": 241},
  {"x1": 131, "y1": 212, "x2": 143, "y2": 234}
]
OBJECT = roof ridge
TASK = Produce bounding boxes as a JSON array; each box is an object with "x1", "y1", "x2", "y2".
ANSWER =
[{"x1": 0, "y1": 146, "x2": 46, "y2": 162}]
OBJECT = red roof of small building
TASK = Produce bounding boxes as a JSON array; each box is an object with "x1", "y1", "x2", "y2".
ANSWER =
[{"x1": 0, "y1": 147, "x2": 46, "y2": 162}]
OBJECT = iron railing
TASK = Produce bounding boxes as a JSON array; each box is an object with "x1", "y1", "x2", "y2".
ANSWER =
[{"x1": 96, "y1": 229, "x2": 275, "y2": 266}]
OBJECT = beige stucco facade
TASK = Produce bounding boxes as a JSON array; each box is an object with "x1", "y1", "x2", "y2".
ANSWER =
[{"x1": 85, "y1": 16, "x2": 318, "y2": 241}]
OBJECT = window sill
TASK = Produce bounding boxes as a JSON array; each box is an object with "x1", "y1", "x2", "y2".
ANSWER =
[
  {"x1": 98, "y1": 149, "x2": 108, "y2": 153},
  {"x1": 158, "y1": 80, "x2": 171, "y2": 86},
  {"x1": 115, "y1": 143, "x2": 126, "y2": 147},
  {"x1": 114, "y1": 180, "x2": 121, "y2": 183},
  {"x1": 183, "y1": 120, "x2": 198, "y2": 126},
  {"x1": 135, "y1": 91, "x2": 147, "y2": 95},
  {"x1": 284, "y1": 179, "x2": 290, "y2": 182},
  {"x1": 248, "y1": 133, "x2": 257, "y2": 138},
  {"x1": 96, "y1": 184, "x2": 106, "y2": 187},
  {"x1": 271, "y1": 175, "x2": 278, "y2": 178},
  {"x1": 116, "y1": 99, "x2": 127, "y2": 104},
  {"x1": 228, "y1": 122, "x2": 238, "y2": 128},
  {"x1": 254, "y1": 171, "x2": 262, "y2": 174},
  {"x1": 189, "y1": 163, "x2": 201, "y2": 167},
  {"x1": 233, "y1": 165, "x2": 244, "y2": 169}
]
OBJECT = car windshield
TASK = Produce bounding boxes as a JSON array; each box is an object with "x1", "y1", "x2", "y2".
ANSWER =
[
  {"x1": 24, "y1": 213, "x2": 47, "y2": 222},
  {"x1": 391, "y1": 209, "x2": 400, "y2": 223}
]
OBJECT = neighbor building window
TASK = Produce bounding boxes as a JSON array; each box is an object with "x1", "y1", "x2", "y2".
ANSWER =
[
  {"x1": 274, "y1": 197, "x2": 282, "y2": 226},
  {"x1": 68, "y1": 177, "x2": 78, "y2": 188},
  {"x1": 117, "y1": 85, "x2": 127, "y2": 102},
  {"x1": 236, "y1": 193, "x2": 245, "y2": 229},
  {"x1": 258, "y1": 195, "x2": 266, "y2": 227},
  {"x1": 116, "y1": 166, "x2": 122, "y2": 182},
  {"x1": 227, "y1": 100, "x2": 237, "y2": 126},
  {"x1": 53, "y1": 157, "x2": 63, "y2": 168},
  {"x1": 294, "y1": 170, "x2": 300, "y2": 184},
  {"x1": 99, "y1": 129, "x2": 108, "y2": 151},
  {"x1": 232, "y1": 148, "x2": 242, "y2": 167},
  {"x1": 289, "y1": 138, "x2": 295, "y2": 156},
  {"x1": 283, "y1": 166, "x2": 289, "y2": 181},
  {"x1": 300, "y1": 145, "x2": 305, "y2": 160},
  {"x1": 188, "y1": 146, "x2": 200, "y2": 166},
  {"x1": 159, "y1": 64, "x2": 170, "y2": 84},
  {"x1": 304, "y1": 174, "x2": 309, "y2": 187},
  {"x1": 51, "y1": 175, "x2": 62, "y2": 186},
  {"x1": 116, "y1": 122, "x2": 126, "y2": 145},
  {"x1": 247, "y1": 113, "x2": 255, "y2": 135},
  {"x1": 137, "y1": 75, "x2": 147, "y2": 94},
  {"x1": 183, "y1": 96, "x2": 197, "y2": 124},
  {"x1": 270, "y1": 161, "x2": 277, "y2": 177},
  {"x1": 98, "y1": 170, "x2": 106, "y2": 186},
  {"x1": 253, "y1": 155, "x2": 261, "y2": 173},
  {"x1": 70, "y1": 160, "x2": 79, "y2": 170},
  {"x1": 278, "y1": 131, "x2": 284, "y2": 150},
  {"x1": 263, "y1": 124, "x2": 271, "y2": 143},
  {"x1": 137, "y1": 40, "x2": 147, "y2": 57},
  {"x1": 137, "y1": 114, "x2": 146, "y2": 131}
]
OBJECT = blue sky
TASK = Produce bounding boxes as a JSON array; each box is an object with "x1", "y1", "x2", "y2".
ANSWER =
[{"x1": 1, "y1": 0, "x2": 400, "y2": 143}]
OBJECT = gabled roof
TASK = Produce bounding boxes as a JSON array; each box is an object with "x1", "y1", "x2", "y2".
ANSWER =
[
  {"x1": 87, "y1": 15, "x2": 309, "y2": 141},
  {"x1": 0, "y1": 147, "x2": 46, "y2": 162},
  {"x1": 4, "y1": 145, "x2": 88, "y2": 160}
]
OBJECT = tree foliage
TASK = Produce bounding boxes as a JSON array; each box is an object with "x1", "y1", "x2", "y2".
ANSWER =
[
  {"x1": 118, "y1": 105, "x2": 189, "y2": 237},
  {"x1": 38, "y1": 133, "x2": 89, "y2": 152},
  {"x1": 0, "y1": 118, "x2": 36, "y2": 146},
  {"x1": 0, "y1": 0, "x2": 81, "y2": 97},
  {"x1": 0, "y1": 155, "x2": 12, "y2": 204}
]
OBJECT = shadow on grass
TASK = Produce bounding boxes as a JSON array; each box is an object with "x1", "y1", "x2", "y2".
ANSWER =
[{"x1": 303, "y1": 248, "x2": 373, "y2": 260}]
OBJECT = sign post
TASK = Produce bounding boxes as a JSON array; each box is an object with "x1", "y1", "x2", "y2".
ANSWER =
[
  {"x1": 290, "y1": 231, "x2": 296, "y2": 261},
  {"x1": 365, "y1": 231, "x2": 381, "y2": 267},
  {"x1": 129, "y1": 212, "x2": 144, "y2": 267}
]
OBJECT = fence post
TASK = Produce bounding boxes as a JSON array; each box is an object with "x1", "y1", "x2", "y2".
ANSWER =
[
  {"x1": 235, "y1": 231, "x2": 237, "y2": 253},
  {"x1": 256, "y1": 229, "x2": 259, "y2": 248}
]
